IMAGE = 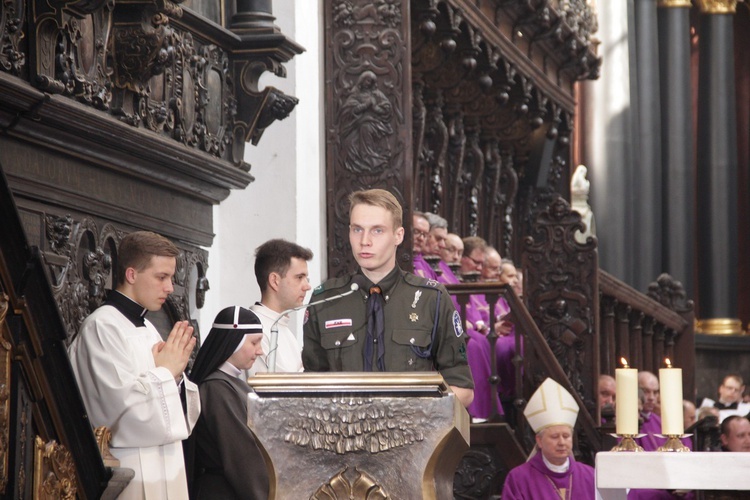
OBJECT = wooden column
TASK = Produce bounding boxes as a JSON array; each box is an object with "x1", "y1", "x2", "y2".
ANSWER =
[{"x1": 323, "y1": 0, "x2": 413, "y2": 277}]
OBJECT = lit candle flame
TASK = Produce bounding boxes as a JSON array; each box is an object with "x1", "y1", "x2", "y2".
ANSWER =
[
  {"x1": 620, "y1": 357, "x2": 629, "y2": 369},
  {"x1": 665, "y1": 358, "x2": 672, "y2": 368}
]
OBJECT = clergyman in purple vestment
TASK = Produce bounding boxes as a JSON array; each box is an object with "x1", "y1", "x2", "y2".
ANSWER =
[
  {"x1": 502, "y1": 378, "x2": 595, "y2": 500},
  {"x1": 502, "y1": 451, "x2": 595, "y2": 500}
]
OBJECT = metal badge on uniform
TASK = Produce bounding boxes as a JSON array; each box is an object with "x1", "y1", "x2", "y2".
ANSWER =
[
  {"x1": 411, "y1": 290, "x2": 422, "y2": 308},
  {"x1": 346, "y1": 333, "x2": 355, "y2": 341},
  {"x1": 426, "y1": 279, "x2": 438, "y2": 287},
  {"x1": 325, "y1": 319, "x2": 353, "y2": 329},
  {"x1": 409, "y1": 312, "x2": 418, "y2": 322},
  {"x1": 452, "y1": 310, "x2": 464, "y2": 337}
]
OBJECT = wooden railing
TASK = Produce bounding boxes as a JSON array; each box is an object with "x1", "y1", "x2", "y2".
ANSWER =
[
  {"x1": 599, "y1": 270, "x2": 695, "y2": 400},
  {"x1": 446, "y1": 282, "x2": 604, "y2": 457}
]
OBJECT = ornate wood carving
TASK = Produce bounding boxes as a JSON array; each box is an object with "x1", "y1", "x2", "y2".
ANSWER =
[
  {"x1": 33, "y1": 436, "x2": 76, "y2": 500},
  {"x1": 325, "y1": 0, "x2": 413, "y2": 277},
  {"x1": 453, "y1": 447, "x2": 507, "y2": 500},
  {"x1": 29, "y1": 0, "x2": 113, "y2": 108},
  {"x1": 647, "y1": 273, "x2": 694, "y2": 314},
  {"x1": 39, "y1": 213, "x2": 207, "y2": 343},
  {"x1": 0, "y1": 0, "x2": 25, "y2": 75},
  {"x1": 5, "y1": 0, "x2": 302, "y2": 172},
  {"x1": 405, "y1": 0, "x2": 583, "y2": 259},
  {"x1": 0, "y1": 293, "x2": 9, "y2": 495},
  {"x1": 523, "y1": 196, "x2": 598, "y2": 406},
  {"x1": 93, "y1": 426, "x2": 119, "y2": 467}
]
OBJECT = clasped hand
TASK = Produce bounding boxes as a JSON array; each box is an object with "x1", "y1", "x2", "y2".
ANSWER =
[{"x1": 152, "y1": 320, "x2": 196, "y2": 381}]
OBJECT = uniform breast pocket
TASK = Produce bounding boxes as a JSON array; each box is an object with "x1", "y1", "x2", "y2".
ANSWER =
[
  {"x1": 320, "y1": 330, "x2": 359, "y2": 351},
  {"x1": 392, "y1": 328, "x2": 431, "y2": 348},
  {"x1": 392, "y1": 329, "x2": 434, "y2": 371}
]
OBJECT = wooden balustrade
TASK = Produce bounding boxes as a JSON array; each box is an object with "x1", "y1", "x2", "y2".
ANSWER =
[
  {"x1": 444, "y1": 199, "x2": 695, "y2": 468},
  {"x1": 599, "y1": 270, "x2": 695, "y2": 400}
]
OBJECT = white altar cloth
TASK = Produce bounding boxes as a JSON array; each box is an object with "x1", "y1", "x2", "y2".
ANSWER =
[{"x1": 596, "y1": 452, "x2": 750, "y2": 499}]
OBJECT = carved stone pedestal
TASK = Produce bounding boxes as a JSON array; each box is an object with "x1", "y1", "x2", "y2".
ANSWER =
[{"x1": 247, "y1": 373, "x2": 470, "y2": 500}]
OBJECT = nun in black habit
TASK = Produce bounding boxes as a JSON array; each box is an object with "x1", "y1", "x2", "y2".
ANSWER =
[{"x1": 188, "y1": 306, "x2": 269, "y2": 500}]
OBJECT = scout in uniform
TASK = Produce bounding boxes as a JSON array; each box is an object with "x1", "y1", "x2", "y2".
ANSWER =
[{"x1": 302, "y1": 188, "x2": 474, "y2": 407}]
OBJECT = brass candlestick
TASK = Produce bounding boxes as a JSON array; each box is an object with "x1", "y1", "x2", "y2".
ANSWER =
[
  {"x1": 610, "y1": 434, "x2": 644, "y2": 452},
  {"x1": 656, "y1": 434, "x2": 691, "y2": 452}
]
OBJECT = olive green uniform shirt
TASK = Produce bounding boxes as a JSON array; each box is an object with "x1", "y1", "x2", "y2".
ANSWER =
[{"x1": 302, "y1": 266, "x2": 474, "y2": 389}]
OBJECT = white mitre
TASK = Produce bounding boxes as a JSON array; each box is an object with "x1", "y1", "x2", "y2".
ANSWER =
[{"x1": 524, "y1": 378, "x2": 579, "y2": 433}]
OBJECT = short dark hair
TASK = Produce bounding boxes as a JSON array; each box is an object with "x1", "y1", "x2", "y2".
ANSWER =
[
  {"x1": 254, "y1": 239, "x2": 313, "y2": 293},
  {"x1": 116, "y1": 231, "x2": 179, "y2": 285},
  {"x1": 721, "y1": 415, "x2": 748, "y2": 437},
  {"x1": 462, "y1": 236, "x2": 487, "y2": 257}
]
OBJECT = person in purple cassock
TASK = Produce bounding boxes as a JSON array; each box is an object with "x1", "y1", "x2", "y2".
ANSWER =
[
  {"x1": 412, "y1": 212, "x2": 438, "y2": 280},
  {"x1": 502, "y1": 378, "x2": 596, "y2": 500}
]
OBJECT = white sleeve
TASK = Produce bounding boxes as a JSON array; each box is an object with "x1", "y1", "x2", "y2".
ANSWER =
[{"x1": 69, "y1": 312, "x2": 192, "y2": 448}]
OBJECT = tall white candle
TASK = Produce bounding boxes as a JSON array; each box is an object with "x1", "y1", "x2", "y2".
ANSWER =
[
  {"x1": 616, "y1": 358, "x2": 638, "y2": 435},
  {"x1": 659, "y1": 359, "x2": 684, "y2": 435}
]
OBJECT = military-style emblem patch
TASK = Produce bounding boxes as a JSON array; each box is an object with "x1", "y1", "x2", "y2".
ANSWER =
[
  {"x1": 325, "y1": 319, "x2": 353, "y2": 329},
  {"x1": 452, "y1": 310, "x2": 464, "y2": 337},
  {"x1": 426, "y1": 279, "x2": 439, "y2": 287},
  {"x1": 409, "y1": 312, "x2": 418, "y2": 322},
  {"x1": 411, "y1": 290, "x2": 422, "y2": 308}
]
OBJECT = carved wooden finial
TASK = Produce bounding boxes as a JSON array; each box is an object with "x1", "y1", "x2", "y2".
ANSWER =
[{"x1": 94, "y1": 426, "x2": 120, "y2": 468}]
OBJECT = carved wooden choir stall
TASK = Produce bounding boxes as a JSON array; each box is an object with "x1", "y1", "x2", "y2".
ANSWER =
[
  {"x1": 0, "y1": 0, "x2": 702, "y2": 498},
  {"x1": 0, "y1": 0, "x2": 301, "y2": 496}
]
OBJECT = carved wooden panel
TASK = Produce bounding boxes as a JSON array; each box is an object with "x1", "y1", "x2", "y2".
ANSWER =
[
  {"x1": 0, "y1": 294, "x2": 9, "y2": 495},
  {"x1": 3, "y1": 0, "x2": 301, "y2": 172},
  {"x1": 325, "y1": 0, "x2": 414, "y2": 277},
  {"x1": 0, "y1": 0, "x2": 25, "y2": 76},
  {"x1": 523, "y1": 196, "x2": 599, "y2": 408},
  {"x1": 408, "y1": 0, "x2": 581, "y2": 258},
  {"x1": 33, "y1": 437, "x2": 76, "y2": 500},
  {"x1": 39, "y1": 212, "x2": 208, "y2": 344}
]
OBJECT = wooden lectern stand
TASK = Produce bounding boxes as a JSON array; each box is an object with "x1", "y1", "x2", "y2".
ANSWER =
[{"x1": 247, "y1": 373, "x2": 470, "y2": 499}]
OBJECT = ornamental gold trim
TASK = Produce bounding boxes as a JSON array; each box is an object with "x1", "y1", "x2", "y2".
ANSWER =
[
  {"x1": 94, "y1": 427, "x2": 120, "y2": 467},
  {"x1": 34, "y1": 437, "x2": 77, "y2": 500},
  {"x1": 695, "y1": 318, "x2": 744, "y2": 335},
  {"x1": 695, "y1": 0, "x2": 737, "y2": 13},
  {"x1": 657, "y1": 0, "x2": 693, "y2": 7}
]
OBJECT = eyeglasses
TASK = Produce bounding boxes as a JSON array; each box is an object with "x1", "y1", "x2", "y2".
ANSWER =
[
  {"x1": 464, "y1": 256, "x2": 484, "y2": 267},
  {"x1": 412, "y1": 229, "x2": 428, "y2": 239}
]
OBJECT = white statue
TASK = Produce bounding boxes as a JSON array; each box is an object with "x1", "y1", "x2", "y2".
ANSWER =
[{"x1": 571, "y1": 164, "x2": 596, "y2": 244}]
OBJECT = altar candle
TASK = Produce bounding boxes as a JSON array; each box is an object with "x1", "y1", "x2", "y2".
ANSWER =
[
  {"x1": 659, "y1": 358, "x2": 684, "y2": 435},
  {"x1": 615, "y1": 358, "x2": 638, "y2": 435}
]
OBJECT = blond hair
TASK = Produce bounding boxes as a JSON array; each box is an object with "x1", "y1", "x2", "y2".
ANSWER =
[{"x1": 348, "y1": 189, "x2": 403, "y2": 228}]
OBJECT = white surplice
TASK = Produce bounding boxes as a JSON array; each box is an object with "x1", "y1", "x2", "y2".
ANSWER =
[
  {"x1": 248, "y1": 302, "x2": 304, "y2": 374},
  {"x1": 68, "y1": 305, "x2": 200, "y2": 499}
]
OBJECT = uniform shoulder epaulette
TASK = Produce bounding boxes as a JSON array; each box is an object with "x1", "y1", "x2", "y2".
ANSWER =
[
  {"x1": 312, "y1": 274, "x2": 352, "y2": 296},
  {"x1": 404, "y1": 272, "x2": 441, "y2": 290}
]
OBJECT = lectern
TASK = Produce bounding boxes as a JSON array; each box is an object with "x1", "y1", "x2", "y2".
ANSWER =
[{"x1": 247, "y1": 373, "x2": 470, "y2": 499}]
